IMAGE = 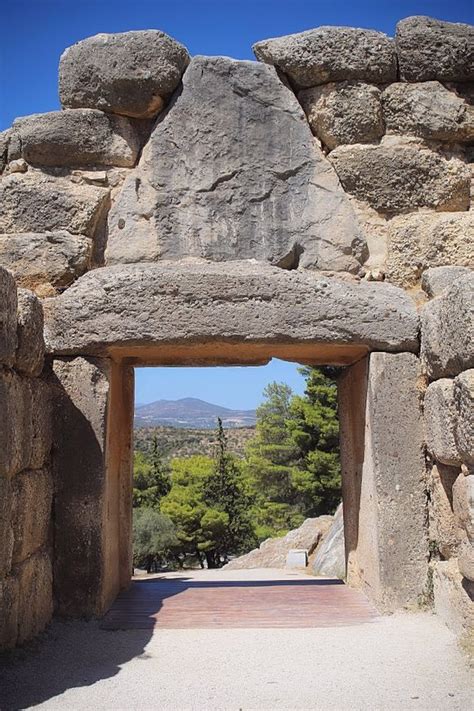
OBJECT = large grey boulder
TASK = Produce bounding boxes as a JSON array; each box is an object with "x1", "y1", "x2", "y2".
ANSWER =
[
  {"x1": 329, "y1": 143, "x2": 470, "y2": 214},
  {"x1": 253, "y1": 26, "x2": 396, "y2": 88},
  {"x1": 43, "y1": 261, "x2": 420, "y2": 357},
  {"x1": 424, "y1": 379, "x2": 460, "y2": 466},
  {"x1": 0, "y1": 232, "x2": 91, "y2": 294},
  {"x1": 395, "y1": 16, "x2": 474, "y2": 82},
  {"x1": 382, "y1": 82, "x2": 474, "y2": 142},
  {"x1": 0, "y1": 174, "x2": 109, "y2": 237},
  {"x1": 0, "y1": 266, "x2": 17, "y2": 367},
  {"x1": 422, "y1": 266, "x2": 474, "y2": 298},
  {"x1": 428, "y1": 463, "x2": 460, "y2": 560},
  {"x1": 386, "y1": 213, "x2": 474, "y2": 288},
  {"x1": 15, "y1": 289, "x2": 45, "y2": 377},
  {"x1": 453, "y1": 473, "x2": 474, "y2": 543},
  {"x1": 13, "y1": 109, "x2": 141, "y2": 168},
  {"x1": 311, "y1": 504, "x2": 345, "y2": 579},
  {"x1": 106, "y1": 56, "x2": 366, "y2": 274},
  {"x1": 454, "y1": 370, "x2": 474, "y2": 467},
  {"x1": 299, "y1": 82, "x2": 384, "y2": 150},
  {"x1": 421, "y1": 273, "x2": 474, "y2": 379},
  {"x1": 59, "y1": 30, "x2": 190, "y2": 118}
]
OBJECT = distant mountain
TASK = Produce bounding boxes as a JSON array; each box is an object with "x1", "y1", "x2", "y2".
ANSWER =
[{"x1": 134, "y1": 397, "x2": 257, "y2": 429}]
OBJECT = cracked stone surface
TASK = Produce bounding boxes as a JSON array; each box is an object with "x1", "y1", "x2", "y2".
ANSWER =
[{"x1": 105, "y1": 56, "x2": 367, "y2": 273}]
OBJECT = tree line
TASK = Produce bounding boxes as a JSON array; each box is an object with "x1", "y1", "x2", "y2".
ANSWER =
[{"x1": 133, "y1": 367, "x2": 341, "y2": 571}]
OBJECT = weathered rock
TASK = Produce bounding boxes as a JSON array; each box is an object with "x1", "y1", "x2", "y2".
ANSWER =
[
  {"x1": 396, "y1": 16, "x2": 474, "y2": 83},
  {"x1": 311, "y1": 504, "x2": 345, "y2": 578},
  {"x1": 433, "y1": 559, "x2": 474, "y2": 639},
  {"x1": 16, "y1": 289, "x2": 45, "y2": 377},
  {"x1": 11, "y1": 470, "x2": 53, "y2": 564},
  {"x1": 0, "y1": 477, "x2": 13, "y2": 577},
  {"x1": 420, "y1": 273, "x2": 474, "y2": 379},
  {"x1": 0, "y1": 575, "x2": 19, "y2": 649},
  {"x1": 458, "y1": 543, "x2": 474, "y2": 581},
  {"x1": 428, "y1": 463, "x2": 461, "y2": 559},
  {"x1": 16, "y1": 551, "x2": 53, "y2": 644},
  {"x1": 253, "y1": 26, "x2": 396, "y2": 88},
  {"x1": 0, "y1": 371, "x2": 32, "y2": 478},
  {"x1": 0, "y1": 174, "x2": 109, "y2": 237},
  {"x1": 13, "y1": 109, "x2": 141, "y2": 168},
  {"x1": 30, "y1": 379, "x2": 53, "y2": 471},
  {"x1": 422, "y1": 266, "x2": 474, "y2": 298},
  {"x1": 59, "y1": 30, "x2": 190, "y2": 118},
  {"x1": 453, "y1": 473, "x2": 474, "y2": 542},
  {"x1": 224, "y1": 516, "x2": 333, "y2": 570},
  {"x1": 387, "y1": 213, "x2": 474, "y2": 289},
  {"x1": 382, "y1": 82, "x2": 474, "y2": 142},
  {"x1": 424, "y1": 379, "x2": 460, "y2": 466},
  {"x1": 0, "y1": 266, "x2": 17, "y2": 367},
  {"x1": 106, "y1": 56, "x2": 366, "y2": 273},
  {"x1": 329, "y1": 143, "x2": 471, "y2": 214},
  {"x1": 299, "y1": 82, "x2": 384, "y2": 150},
  {"x1": 0, "y1": 130, "x2": 10, "y2": 173},
  {"x1": 0, "y1": 232, "x2": 91, "y2": 293},
  {"x1": 454, "y1": 370, "x2": 474, "y2": 467},
  {"x1": 43, "y1": 262, "x2": 420, "y2": 357}
]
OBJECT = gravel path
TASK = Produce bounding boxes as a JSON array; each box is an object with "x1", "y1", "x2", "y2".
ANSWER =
[{"x1": 1, "y1": 570, "x2": 472, "y2": 710}]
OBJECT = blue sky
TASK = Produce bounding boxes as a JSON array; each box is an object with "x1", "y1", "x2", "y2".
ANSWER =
[{"x1": 1, "y1": 0, "x2": 472, "y2": 408}]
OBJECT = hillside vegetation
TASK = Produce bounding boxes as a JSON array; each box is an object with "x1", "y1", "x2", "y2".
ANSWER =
[{"x1": 134, "y1": 426, "x2": 255, "y2": 460}]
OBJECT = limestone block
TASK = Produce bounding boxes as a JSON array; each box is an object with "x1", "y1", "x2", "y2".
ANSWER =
[
  {"x1": 43, "y1": 262, "x2": 420, "y2": 357},
  {"x1": 0, "y1": 266, "x2": 17, "y2": 367},
  {"x1": 30, "y1": 379, "x2": 53, "y2": 471},
  {"x1": 0, "y1": 477, "x2": 13, "y2": 577},
  {"x1": 382, "y1": 82, "x2": 474, "y2": 142},
  {"x1": 454, "y1": 370, "x2": 474, "y2": 467},
  {"x1": 13, "y1": 109, "x2": 141, "y2": 168},
  {"x1": 298, "y1": 82, "x2": 384, "y2": 150},
  {"x1": 106, "y1": 56, "x2": 366, "y2": 274},
  {"x1": 253, "y1": 26, "x2": 396, "y2": 88},
  {"x1": 386, "y1": 213, "x2": 474, "y2": 289},
  {"x1": 11, "y1": 470, "x2": 53, "y2": 564},
  {"x1": 329, "y1": 143, "x2": 471, "y2": 215},
  {"x1": 59, "y1": 30, "x2": 190, "y2": 118},
  {"x1": 15, "y1": 289, "x2": 45, "y2": 377},
  {"x1": 428, "y1": 464, "x2": 461, "y2": 560},
  {"x1": 421, "y1": 273, "x2": 474, "y2": 379},
  {"x1": 453, "y1": 473, "x2": 474, "y2": 542},
  {"x1": 0, "y1": 371, "x2": 32, "y2": 477},
  {"x1": 396, "y1": 16, "x2": 474, "y2": 82},
  {"x1": 16, "y1": 551, "x2": 53, "y2": 644},
  {"x1": 311, "y1": 503, "x2": 345, "y2": 579},
  {"x1": 424, "y1": 379, "x2": 460, "y2": 466},
  {"x1": 285, "y1": 549, "x2": 308, "y2": 568},
  {"x1": 0, "y1": 575, "x2": 19, "y2": 649},
  {"x1": 422, "y1": 266, "x2": 474, "y2": 298},
  {"x1": 458, "y1": 543, "x2": 474, "y2": 581},
  {"x1": 0, "y1": 174, "x2": 109, "y2": 237},
  {"x1": 0, "y1": 231, "x2": 91, "y2": 294},
  {"x1": 433, "y1": 559, "x2": 474, "y2": 639}
]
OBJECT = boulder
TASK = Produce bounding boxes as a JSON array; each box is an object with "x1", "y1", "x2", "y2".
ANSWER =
[
  {"x1": 452, "y1": 473, "x2": 474, "y2": 542},
  {"x1": 106, "y1": 56, "x2": 366, "y2": 274},
  {"x1": 0, "y1": 266, "x2": 17, "y2": 367},
  {"x1": 422, "y1": 266, "x2": 474, "y2": 298},
  {"x1": 299, "y1": 82, "x2": 384, "y2": 150},
  {"x1": 0, "y1": 130, "x2": 10, "y2": 173},
  {"x1": 0, "y1": 174, "x2": 109, "y2": 237},
  {"x1": 386, "y1": 213, "x2": 474, "y2": 288},
  {"x1": 224, "y1": 516, "x2": 333, "y2": 570},
  {"x1": 13, "y1": 109, "x2": 141, "y2": 168},
  {"x1": 454, "y1": 370, "x2": 474, "y2": 467},
  {"x1": 424, "y1": 379, "x2": 460, "y2": 466},
  {"x1": 311, "y1": 504, "x2": 345, "y2": 578},
  {"x1": 253, "y1": 26, "x2": 396, "y2": 88},
  {"x1": 382, "y1": 82, "x2": 474, "y2": 142},
  {"x1": 0, "y1": 231, "x2": 91, "y2": 294},
  {"x1": 15, "y1": 289, "x2": 45, "y2": 377},
  {"x1": 329, "y1": 143, "x2": 471, "y2": 215},
  {"x1": 42, "y1": 262, "x2": 420, "y2": 357},
  {"x1": 433, "y1": 559, "x2": 474, "y2": 639},
  {"x1": 420, "y1": 273, "x2": 474, "y2": 379},
  {"x1": 428, "y1": 463, "x2": 461, "y2": 559},
  {"x1": 458, "y1": 544, "x2": 474, "y2": 582},
  {"x1": 395, "y1": 16, "x2": 474, "y2": 82},
  {"x1": 59, "y1": 30, "x2": 190, "y2": 118},
  {"x1": 11, "y1": 470, "x2": 53, "y2": 564}
]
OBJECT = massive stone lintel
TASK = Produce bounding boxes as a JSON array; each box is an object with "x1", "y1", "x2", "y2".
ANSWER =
[
  {"x1": 43, "y1": 262, "x2": 419, "y2": 362},
  {"x1": 106, "y1": 56, "x2": 367, "y2": 274}
]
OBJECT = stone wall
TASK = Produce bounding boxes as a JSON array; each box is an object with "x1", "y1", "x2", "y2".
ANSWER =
[{"x1": 0, "y1": 268, "x2": 53, "y2": 649}]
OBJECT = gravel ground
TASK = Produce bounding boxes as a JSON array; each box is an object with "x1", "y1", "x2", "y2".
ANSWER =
[{"x1": 1, "y1": 570, "x2": 472, "y2": 711}]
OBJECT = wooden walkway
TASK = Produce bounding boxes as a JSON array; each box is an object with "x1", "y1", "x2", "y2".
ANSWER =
[{"x1": 101, "y1": 571, "x2": 378, "y2": 630}]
